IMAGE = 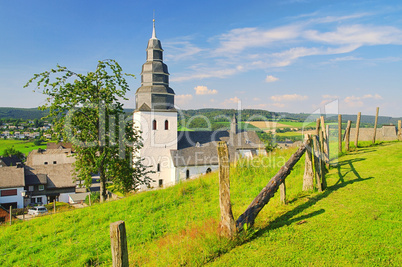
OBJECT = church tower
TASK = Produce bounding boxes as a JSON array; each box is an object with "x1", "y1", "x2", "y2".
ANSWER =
[{"x1": 133, "y1": 20, "x2": 178, "y2": 188}]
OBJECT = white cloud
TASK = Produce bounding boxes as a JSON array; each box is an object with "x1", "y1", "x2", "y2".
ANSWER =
[
  {"x1": 331, "y1": 56, "x2": 363, "y2": 62},
  {"x1": 304, "y1": 24, "x2": 402, "y2": 46},
  {"x1": 322, "y1": 94, "x2": 339, "y2": 99},
  {"x1": 344, "y1": 94, "x2": 382, "y2": 107},
  {"x1": 271, "y1": 94, "x2": 308, "y2": 102},
  {"x1": 175, "y1": 94, "x2": 193, "y2": 105},
  {"x1": 363, "y1": 94, "x2": 382, "y2": 99},
  {"x1": 171, "y1": 66, "x2": 243, "y2": 82},
  {"x1": 214, "y1": 25, "x2": 302, "y2": 55},
  {"x1": 164, "y1": 40, "x2": 203, "y2": 61},
  {"x1": 265, "y1": 75, "x2": 279, "y2": 83},
  {"x1": 194, "y1": 85, "x2": 218, "y2": 95},
  {"x1": 222, "y1": 96, "x2": 241, "y2": 107}
]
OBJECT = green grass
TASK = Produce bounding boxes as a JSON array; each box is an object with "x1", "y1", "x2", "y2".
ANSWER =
[
  {"x1": 0, "y1": 139, "x2": 47, "y2": 156},
  {"x1": 1, "y1": 142, "x2": 401, "y2": 266}
]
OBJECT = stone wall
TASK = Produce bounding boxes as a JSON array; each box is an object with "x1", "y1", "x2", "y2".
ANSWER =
[{"x1": 349, "y1": 125, "x2": 397, "y2": 142}]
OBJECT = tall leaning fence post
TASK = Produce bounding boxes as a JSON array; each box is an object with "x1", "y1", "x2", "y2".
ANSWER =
[
  {"x1": 338, "y1": 114, "x2": 342, "y2": 154},
  {"x1": 372, "y1": 107, "x2": 379, "y2": 144},
  {"x1": 110, "y1": 220, "x2": 129, "y2": 267},
  {"x1": 398, "y1": 120, "x2": 401, "y2": 141},
  {"x1": 217, "y1": 141, "x2": 236, "y2": 238},
  {"x1": 355, "y1": 112, "x2": 361, "y2": 148},
  {"x1": 345, "y1": 120, "x2": 352, "y2": 151}
]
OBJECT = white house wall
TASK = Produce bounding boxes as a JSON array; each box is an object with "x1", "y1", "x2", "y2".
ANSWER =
[{"x1": 0, "y1": 187, "x2": 24, "y2": 208}]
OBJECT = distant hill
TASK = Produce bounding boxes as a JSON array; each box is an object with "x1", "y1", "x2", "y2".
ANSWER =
[
  {"x1": 0, "y1": 107, "x2": 49, "y2": 120},
  {"x1": 0, "y1": 107, "x2": 400, "y2": 126}
]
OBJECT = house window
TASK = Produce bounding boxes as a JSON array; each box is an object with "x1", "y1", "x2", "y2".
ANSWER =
[
  {"x1": 53, "y1": 161, "x2": 57, "y2": 164},
  {"x1": 152, "y1": 120, "x2": 157, "y2": 130},
  {"x1": 37, "y1": 197, "x2": 42, "y2": 204},
  {"x1": 44, "y1": 162, "x2": 48, "y2": 165},
  {"x1": 1, "y1": 189, "x2": 17, "y2": 197},
  {"x1": 186, "y1": 170, "x2": 190, "y2": 179},
  {"x1": 206, "y1": 168, "x2": 212, "y2": 174},
  {"x1": 157, "y1": 163, "x2": 160, "y2": 172},
  {"x1": 38, "y1": 185, "x2": 44, "y2": 191},
  {"x1": 28, "y1": 186, "x2": 34, "y2": 192},
  {"x1": 165, "y1": 120, "x2": 169, "y2": 130},
  {"x1": 159, "y1": 179, "x2": 163, "y2": 187},
  {"x1": 31, "y1": 198, "x2": 36, "y2": 204}
]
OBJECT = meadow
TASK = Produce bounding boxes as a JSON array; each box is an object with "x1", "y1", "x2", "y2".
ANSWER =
[
  {"x1": 0, "y1": 139, "x2": 47, "y2": 156},
  {"x1": 0, "y1": 142, "x2": 400, "y2": 266}
]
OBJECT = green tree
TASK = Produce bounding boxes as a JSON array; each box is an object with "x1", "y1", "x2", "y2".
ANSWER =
[
  {"x1": 24, "y1": 60, "x2": 152, "y2": 202},
  {"x1": 2, "y1": 147, "x2": 25, "y2": 162}
]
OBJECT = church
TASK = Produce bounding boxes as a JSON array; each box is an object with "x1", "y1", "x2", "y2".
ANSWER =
[{"x1": 133, "y1": 21, "x2": 266, "y2": 188}]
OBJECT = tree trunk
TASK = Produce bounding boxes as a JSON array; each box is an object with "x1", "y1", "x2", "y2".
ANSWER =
[
  {"x1": 303, "y1": 134, "x2": 314, "y2": 191},
  {"x1": 236, "y1": 140, "x2": 308, "y2": 231},
  {"x1": 345, "y1": 120, "x2": 352, "y2": 151},
  {"x1": 99, "y1": 167, "x2": 107, "y2": 203},
  {"x1": 217, "y1": 141, "x2": 236, "y2": 238},
  {"x1": 372, "y1": 107, "x2": 379, "y2": 144},
  {"x1": 355, "y1": 112, "x2": 361, "y2": 148}
]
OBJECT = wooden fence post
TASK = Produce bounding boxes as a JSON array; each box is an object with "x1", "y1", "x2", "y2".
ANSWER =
[
  {"x1": 318, "y1": 126, "x2": 327, "y2": 190},
  {"x1": 110, "y1": 221, "x2": 129, "y2": 267},
  {"x1": 313, "y1": 135, "x2": 322, "y2": 192},
  {"x1": 9, "y1": 206, "x2": 12, "y2": 226},
  {"x1": 53, "y1": 201, "x2": 56, "y2": 214},
  {"x1": 320, "y1": 116, "x2": 329, "y2": 166},
  {"x1": 355, "y1": 112, "x2": 361, "y2": 148},
  {"x1": 398, "y1": 120, "x2": 401, "y2": 141},
  {"x1": 345, "y1": 120, "x2": 352, "y2": 151},
  {"x1": 303, "y1": 134, "x2": 314, "y2": 191},
  {"x1": 338, "y1": 114, "x2": 342, "y2": 154},
  {"x1": 279, "y1": 182, "x2": 286, "y2": 205},
  {"x1": 217, "y1": 141, "x2": 236, "y2": 238},
  {"x1": 372, "y1": 107, "x2": 379, "y2": 144}
]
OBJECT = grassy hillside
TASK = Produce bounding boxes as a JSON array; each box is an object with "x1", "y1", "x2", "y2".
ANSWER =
[
  {"x1": 0, "y1": 139, "x2": 47, "y2": 156},
  {"x1": 1, "y1": 142, "x2": 401, "y2": 266}
]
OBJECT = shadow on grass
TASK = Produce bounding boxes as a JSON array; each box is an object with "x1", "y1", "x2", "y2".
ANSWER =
[{"x1": 245, "y1": 158, "x2": 374, "y2": 242}]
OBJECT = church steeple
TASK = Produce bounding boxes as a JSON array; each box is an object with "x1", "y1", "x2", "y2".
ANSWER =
[
  {"x1": 135, "y1": 19, "x2": 175, "y2": 111},
  {"x1": 152, "y1": 19, "x2": 157, "y2": 39}
]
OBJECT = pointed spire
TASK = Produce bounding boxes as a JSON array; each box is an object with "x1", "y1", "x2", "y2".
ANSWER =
[{"x1": 152, "y1": 19, "x2": 157, "y2": 39}]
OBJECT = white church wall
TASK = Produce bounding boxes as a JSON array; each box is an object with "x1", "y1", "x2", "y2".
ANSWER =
[
  {"x1": 175, "y1": 164, "x2": 219, "y2": 181},
  {"x1": 133, "y1": 110, "x2": 177, "y2": 188}
]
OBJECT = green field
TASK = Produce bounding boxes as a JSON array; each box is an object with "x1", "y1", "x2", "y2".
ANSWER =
[
  {"x1": 0, "y1": 139, "x2": 47, "y2": 156},
  {"x1": 1, "y1": 142, "x2": 401, "y2": 266}
]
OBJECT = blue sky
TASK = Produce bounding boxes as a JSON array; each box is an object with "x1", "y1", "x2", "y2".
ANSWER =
[{"x1": 1, "y1": 0, "x2": 402, "y2": 117}]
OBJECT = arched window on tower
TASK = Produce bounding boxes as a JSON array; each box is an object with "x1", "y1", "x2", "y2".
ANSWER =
[
  {"x1": 157, "y1": 163, "x2": 160, "y2": 172},
  {"x1": 186, "y1": 169, "x2": 190, "y2": 179},
  {"x1": 152, "y1": 119, "x2": 157, "y2": 130},
  {"x1": 165, "y1": 120, "x2": 169, "y2": 130}
]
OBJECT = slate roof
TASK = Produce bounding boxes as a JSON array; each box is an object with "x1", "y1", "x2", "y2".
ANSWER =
[
  {"x1": 24, "y1": 164, "x2": 75, "y2": 189},
  {"x1": 0, "y1": 166, "x2": 25, "y2": 188},
  {"x1": 0, "y1": 155, "x2": 22, "y2": 167},
  {"x1": 172, "y1": 130, "x2": 265, "y2": 167},
  {"x1": 25, "y1": 173, "x2": 47, "y2": 185}
]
